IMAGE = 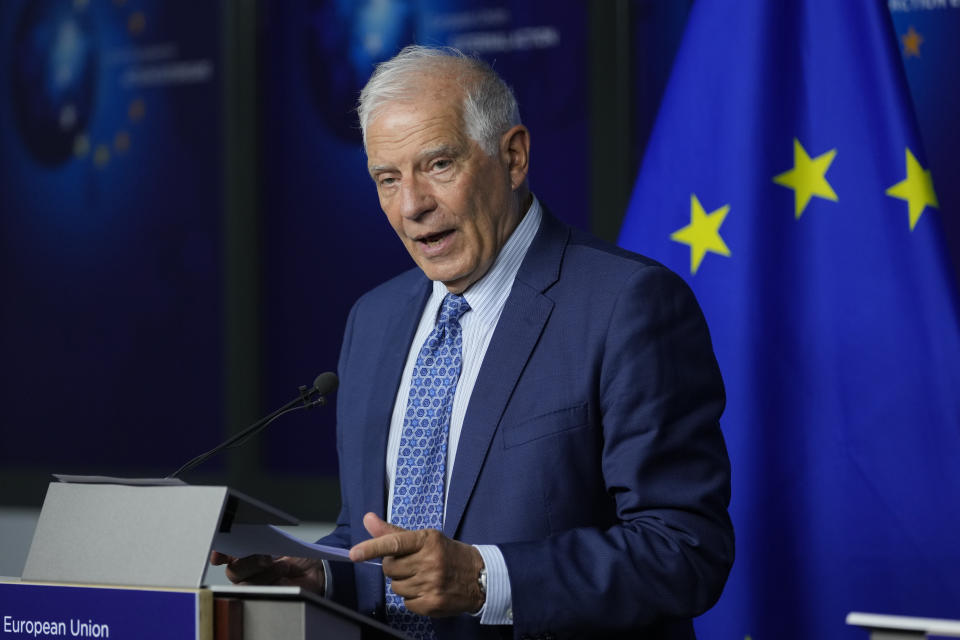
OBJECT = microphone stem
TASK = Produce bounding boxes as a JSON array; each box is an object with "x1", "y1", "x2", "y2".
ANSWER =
[{"x1": 167, "y1": 391, "x2": 321, "y2": 479}]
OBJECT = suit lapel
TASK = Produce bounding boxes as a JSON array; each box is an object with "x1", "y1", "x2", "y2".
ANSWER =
[
  {"x1": 362, "y1": 276, "x2": 432, "y2": 520},
  {"x1": 443, "y1": 211, "x2": 569, "y2": 538}
]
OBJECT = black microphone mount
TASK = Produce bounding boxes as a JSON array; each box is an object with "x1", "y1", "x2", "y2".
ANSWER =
[{"x1": 167, "y1": 372, "x2": 338, "y2": 479}]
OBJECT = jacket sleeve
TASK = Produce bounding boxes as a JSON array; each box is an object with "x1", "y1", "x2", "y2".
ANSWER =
[{"x1": 498, "y1": 264, "x2": 734, "y2": 637}]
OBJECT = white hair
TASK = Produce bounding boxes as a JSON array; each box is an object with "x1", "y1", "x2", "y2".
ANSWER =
[{"x1": 358, "y1": 45, "x2": 521, "y2": 156}]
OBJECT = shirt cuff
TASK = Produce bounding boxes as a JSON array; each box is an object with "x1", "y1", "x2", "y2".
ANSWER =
[{"x1": 472, "y1": 545, "x2": 513, "y2": 625}]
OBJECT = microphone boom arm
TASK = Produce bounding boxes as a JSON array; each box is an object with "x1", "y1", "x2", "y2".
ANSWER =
[{"x1": 167, "y1": 372, "x2": 337, "y2": 479}]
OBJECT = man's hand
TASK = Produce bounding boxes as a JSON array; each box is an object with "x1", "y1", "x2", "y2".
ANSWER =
[
  {"x1": 210, "y1": 552, "x2": 325, "y2": 593},
  {"x1": 349, "y1": 512, "x2": 485, "y2": 617}
]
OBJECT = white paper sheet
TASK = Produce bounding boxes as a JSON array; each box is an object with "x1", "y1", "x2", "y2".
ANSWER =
[{"x1": 213, "y1": 524, "x2": 380, "y2": 565}]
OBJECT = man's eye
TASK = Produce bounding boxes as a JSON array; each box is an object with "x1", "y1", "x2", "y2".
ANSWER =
[
  {"x1": 379, "y1": 176, "x2": 397, "y2": 187},
  {"x1": 431, "y1": 159, "x2": 452, "y2": 171}
]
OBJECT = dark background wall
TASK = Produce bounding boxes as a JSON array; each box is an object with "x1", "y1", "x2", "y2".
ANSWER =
[{"x1": 1, "y1": 0, "x2": 956, "y2": 523}]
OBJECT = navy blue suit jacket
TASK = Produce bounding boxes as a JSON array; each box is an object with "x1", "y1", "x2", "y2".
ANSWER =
[{"x1": 319, "y1": 211, "x2": 733, "y2": 639}]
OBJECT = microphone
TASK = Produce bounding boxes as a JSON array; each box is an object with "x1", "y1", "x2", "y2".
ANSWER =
[{"x1": 167, "y1": 372, "x2": 339, "y2": 479}]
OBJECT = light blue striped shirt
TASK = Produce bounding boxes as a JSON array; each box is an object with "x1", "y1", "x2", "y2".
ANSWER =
[{"x1": 385, "y1": 196, "x2": 542, "y2": 625}]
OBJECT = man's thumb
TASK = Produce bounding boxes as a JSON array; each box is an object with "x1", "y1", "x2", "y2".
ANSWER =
[{"x1": 363, "y1": 511, "x2": 405, "y2": 537}]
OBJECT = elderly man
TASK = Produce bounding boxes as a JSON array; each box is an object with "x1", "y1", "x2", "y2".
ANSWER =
[{"x1": 216, "y1": 45, "x2": 733, "y2": 639}]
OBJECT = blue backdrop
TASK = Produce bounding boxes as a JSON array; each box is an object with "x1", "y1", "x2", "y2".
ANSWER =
[{"x1": 0, "y1": 0, "x2": 223, "y2": 472}]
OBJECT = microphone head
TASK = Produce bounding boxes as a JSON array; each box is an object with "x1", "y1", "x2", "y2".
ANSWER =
[{"x1": 313, "y1": 372, "x2": 339, "y2": 396}]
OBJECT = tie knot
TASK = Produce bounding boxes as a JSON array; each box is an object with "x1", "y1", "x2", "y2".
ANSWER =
[{"x1": 437, "y1": 293, "x2": 470, "y2": 326}]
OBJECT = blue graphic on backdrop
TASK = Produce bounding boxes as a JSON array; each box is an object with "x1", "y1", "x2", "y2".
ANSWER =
[
  {"x1": 10, "y1": 0, "x2": 98, "y2": 165},
  {"x1": 0, "y1": 1, "x2": 223, "y2": 471},
  {"x1": 306, "y1": 0, "x2": 415, "y2": 141}
]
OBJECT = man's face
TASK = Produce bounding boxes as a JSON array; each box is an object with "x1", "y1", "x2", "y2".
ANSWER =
[{"x1": 365, "y1": 79, "x2": 521, "y2": 293}]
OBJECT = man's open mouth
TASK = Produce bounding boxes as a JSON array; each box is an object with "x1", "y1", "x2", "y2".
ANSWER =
[{"x1": 417, "y1": 230, "x2": 454, "y2": 247}]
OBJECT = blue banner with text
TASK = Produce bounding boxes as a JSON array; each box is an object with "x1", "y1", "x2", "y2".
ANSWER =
[{"x1": 0, "y1": 583, "x2": 208, "y2": 640}]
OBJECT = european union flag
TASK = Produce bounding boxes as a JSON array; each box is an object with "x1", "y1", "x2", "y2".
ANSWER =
[{"x1": 618, "y1": 2, "x2": 960, "y2": 639}]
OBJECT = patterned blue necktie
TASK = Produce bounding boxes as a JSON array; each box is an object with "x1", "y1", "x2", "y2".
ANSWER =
[{"x1": 386, "y1": 293, "x2": 470, "y2": 639}]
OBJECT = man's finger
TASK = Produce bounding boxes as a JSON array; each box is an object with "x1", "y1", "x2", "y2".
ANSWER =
[
  {"x1": 223, "y1": 554, "x2": 275, "y2": 582},
  {"x1": 209, "y1": 551, "x2": 234, "y2": 566},
  {"x1": 350, "y1": 529, "x2": 424, "y2": 562},
  {"x1": 349, "y1": 512, "x2": 416, "y2": 562}
]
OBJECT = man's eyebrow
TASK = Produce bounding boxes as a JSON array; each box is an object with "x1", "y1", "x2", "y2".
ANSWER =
[
  {"x1": 417, "y1": 144, "x2": 461, "y2": 161},
  {"x1": 368, "y1": 163, "x2": 393, "y2": 176}
]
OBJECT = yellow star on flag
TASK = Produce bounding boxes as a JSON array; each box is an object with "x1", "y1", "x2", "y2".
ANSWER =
[
  {"x1": 902, "y1": 26, "x2": 923, "y2": 58},
  {"x1": 885, "y1": 147, "x2": 938, "y2": 231},
  {"x1": 670, "y1": 194, "x2": 731, "y2": 274},
  {"x1": 773, "y1": 138, "x2": 838, "y2": 218}
]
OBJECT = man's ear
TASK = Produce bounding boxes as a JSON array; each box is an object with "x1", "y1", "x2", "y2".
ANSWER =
[{"x1": 500, "y1": 124, "x2": 530, "y2": 190}]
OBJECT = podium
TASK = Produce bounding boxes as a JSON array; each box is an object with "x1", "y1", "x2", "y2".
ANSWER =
[{"x1": 12, "y1": 480, "x2": 405, "y2": 640}]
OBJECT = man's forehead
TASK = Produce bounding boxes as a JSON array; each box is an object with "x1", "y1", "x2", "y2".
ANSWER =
[{"x1": 366, "y1": 100, "x2": 468, "y2": 163}]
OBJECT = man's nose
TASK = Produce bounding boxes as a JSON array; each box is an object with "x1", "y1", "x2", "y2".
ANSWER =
[{"x1": 399, "y1": 175, "x2": 436, "y2": 220}]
